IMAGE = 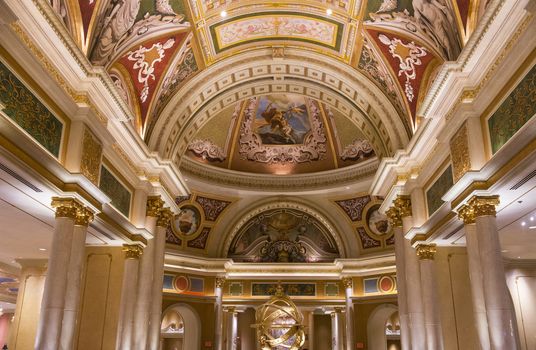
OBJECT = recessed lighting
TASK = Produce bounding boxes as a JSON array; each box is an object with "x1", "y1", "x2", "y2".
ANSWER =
[
  {"x1": 345, "y1": 186, "x2": 350, "y2": 190},
  {"x1": 518, "y1": 256, "x2": 521, "y2": 259},
  {"x1": 521, "y1": 221, "x2": 526, "y2": 226},
  {"x1": 39, "y1": 248, "x2": 46, "y2": 251},
  {"x1": 501, "y1": 249, "x2": 509, "y2": 253},
  {"x1": 326, "y1": 8, "x2": 333, "y2": 15},
  {"x1": 530, "y1": 216, "x2": 534, "y2": 221},
  {"x1": 220, "y1": 10, "x2": 227, "y2": 18}
]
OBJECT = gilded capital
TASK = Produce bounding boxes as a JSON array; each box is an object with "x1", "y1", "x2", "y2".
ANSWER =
[
  {"x1": 123, "y1": 244, "x2": 143, "y2": 259},
  {"x1": 75, "y1": 207, "x2": 94, "y2": 226},
  {"x1": 394, "y1": 195, "x2": 412, "y2": 217},
  {"x1": 416, "y1": 244, "x2": 437, "y2": 260},
  {"x1": 51, "y1": 197, "x2": 79, "y2": 219},
  {"x1": 386, "y1": 207, "x2": 402, "y2": 227},
  {"x1": 342, "y1": 277, "x2": 353, "y2": 289},
  {"x1": 146, "y1": 196, "x2": 164, "y2": 217},
  {"x1": 156, "y1": 207, "x2": 173, "y2": 227},
  {"x1": 457, "y1": 204, "x2": 475, "y2": 225},
  {"x1": 467, "y1": 195, "x2": 500, "y2": 218},
  {"x1": 215, "y1": 276, "x2": 226, "y2": 288}
]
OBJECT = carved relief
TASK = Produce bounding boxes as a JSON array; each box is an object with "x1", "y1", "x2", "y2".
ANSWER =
[
  {"x1": 340, "y1": 139, "x2": 375, "y2": 161},
  {"x1": 450, "y1": 122, "x2": 471, "y2": 182},
  {"x1": 187, "y1": 139, "x2": 226, "y2": 162},
  {"x1": 80, "y1": 128, "x2": 103, "y2": 186},
  {"x1": 356, "y1": 227, "x2": 381, "y2": 249},
  {"x1": 195, "y1": 196, "x2": 231, "y2": 221},
  {"x1": 334, "y1": 196, "x2": 371, "y2": 222},
  {"x1": 187, "y1": 227, "x2": 210, "y2": 249}
]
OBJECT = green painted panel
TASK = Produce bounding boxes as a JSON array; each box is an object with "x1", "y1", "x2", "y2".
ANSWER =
[
  {"x1": 426, "y1": 165, "x2": 454, "y2": 217},
  {"x1": 0, "y1": 60, "x2": 63, "y2": 157},
  {"x1": 488, "y1": 64, "x2": 536, "y2": 154},
  {"x1": 99, "y1": 165, "x2": 131, "y2": 218}
]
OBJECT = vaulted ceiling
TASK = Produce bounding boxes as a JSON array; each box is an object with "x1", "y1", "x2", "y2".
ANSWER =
[{"x1": 49, "y1": 0, "x2": 483, "y2": 175}]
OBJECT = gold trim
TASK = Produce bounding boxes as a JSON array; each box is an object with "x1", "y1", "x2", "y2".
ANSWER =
[
  {"x1": 51, "y1": 197, "x2": 79, "y2": 219},
  {"x1": 393, "y1": 195, "x2": 411, "y2": 218},
  {"x1": 146, "y1": 196, "x2": 164, "y2": 217},
  {"x1": 122, "y1": 244, "x2": 143, "y2": 259},
  {"x1": 467, "y1": 195, "x2": 499, "y2": 217},
  {"x1": 156, "y1": 207, "x2": 173, "y2": 227},
  {"x1": 416, "y1": 244, "x2": 436, "y2": 260}
]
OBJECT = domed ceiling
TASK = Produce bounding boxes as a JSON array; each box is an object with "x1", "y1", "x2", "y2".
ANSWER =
[
  {"x1": 49, "y1": 0, "x2": 479, "y2": 157},
  {"x1": 185, "y1": 93, "x2": 376, "y2": 175}
]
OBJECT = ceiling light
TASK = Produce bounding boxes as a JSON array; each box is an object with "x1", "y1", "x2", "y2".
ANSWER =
[
  {"x1": 529, "y1": 226, "x2": 536, "y2": 229},
  {"x1": 326, "y1": 8, "x2": 333, "y2": 15},
  {"x1": 521, "y1": 221, "x2": 526, "y2": 226},
  {"x1": 345, "y1": 186, "x2": 350, "y2": 190},
  {"x1": 518, "y1": 256, "x2": 521, "y2": 259},
  {"x1": 220, "y1": 10, "x2": 227, "y2": 18},
  {"x1": 530, "y1": 216, "x2": 534, "y2": 221},
  {"x1": 39, "y1": 248, "x2": 46, "y2": 251}
]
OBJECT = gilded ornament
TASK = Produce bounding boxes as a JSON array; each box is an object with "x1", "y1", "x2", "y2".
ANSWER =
[
  {"x1": 457, "y1": 204, "x2": 475, "y2": 225},
  {"x1": 341, "y1": 277, "x2": 352, "y2": 289},
  {"x1": 146, "y1": 196, "x2": 164, "y2": 217},
  {"x1": 386, "y1": 207, "x2": 402, "y2": 227},
  {"x1": 450, "y1": 122, "x2": 471, "y2": 183},
  {"x1": 51, "y1": 197, "x2": 80, "y2": 219},
  {"x1": 215, "y1": 276, "x2": 226, "y2": 288},
  {"x1": 156, "y1": 207, "x2": 173, "y2": 227},
  {"x1": 393, "y1": 195, "x2": 412, "y2": 217},
  {"x1": 80, "y1": 128, "x2": 103, "y2": 186},
  {"x1": 467, "y1": 195, "x2": 500, "y2": 217},
  {"x1": 416, "y1": 244, "x2": 436, "y2": 260},
  {"x1": 75, "y1": 207, "x2": 94, "y2": 226},
  {"x1": 122, "y1": 244, "x2": 143, "y2": 259}
]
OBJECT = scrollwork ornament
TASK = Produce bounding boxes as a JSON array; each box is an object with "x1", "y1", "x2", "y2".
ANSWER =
[
  {"x1": 146, "y1": 196, "x2": 164, "y2": 217},
  {"x1": 467, "y1": 195, "x2": 500, "y2": 218},
  {"x1": 416, "y1": 244, "x2": 436, "y2": 260},
  {"x1": 394, "y1": 195, "x2": 412, "y2": 218},
  {"x1": 51, "y1": 197, "x2": 79, "y2": 219},
  {"x1": 123, "y1": 244, "x2": 143, "y2": 259},
  {"x1": 156, "y1": 207, "x2": 173, "y2": 227},
  {"x1": 386, "y1": 207, "x2": 402, "y2": 227}
]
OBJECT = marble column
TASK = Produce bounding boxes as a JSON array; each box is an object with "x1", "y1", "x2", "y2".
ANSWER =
[
  {"x1": 148, "y1": 207, "x2": 172, "y2": 350},
  {"x1": 116, "y1": 244, "x2": 143, "y2": 350},
  {"x1": 133, "y1": 196, "x2": 163, "y2": 349},
  {"x1": 308, "y1": 311, "x2": 314, "y2": 350},
  {"x1": 457, "y1": 204, "x2": 491, "y2": 350},
  {"x1": 387, "y1": 207, "x2": 411, "y2": 350},
  {"x1": 395, "y1": 195, "x2": 426, "y2": 350},
  {"x1": 416, "y1": 244, "x2": 444, "y2": 350},
  {"x1": 9, "y1": 259, "x2": 47, "y2": 350},
  {"x1": 224, "y1": 307, "x2": 238, "y2": 350},
  {"x1": 214, "y1": 277, "x2": 225, "y2": 350},
  {"x1": 342, "y1": 277, "x2": 354, "y2": 350},
  {"x1": 330, "y1": 308, "x2": 344, "y2": 350},
  {"x1": 470, "y1": 196, "x2": 517, "y2": 349},
  {"x1": 60, "y1": 206, "x2": 94, "y2": 350},
  {"x1": 35, "y1": 197, "x2": 78, "y2": 350}
]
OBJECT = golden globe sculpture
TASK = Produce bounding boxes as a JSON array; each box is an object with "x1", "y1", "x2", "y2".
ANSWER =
[{"x1": 253, "y1": 284, "x2": 305, "y2": 350}]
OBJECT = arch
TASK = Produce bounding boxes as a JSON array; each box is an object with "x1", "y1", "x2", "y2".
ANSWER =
[
  {"x1": 148, "y1": 48, "x2": 410, "y2": 158},
  {"x1": 219, "y1": 199, "x2": 348, "y2": 259},
  {"x1": 367, "y1": 304, "x2": 399, "y2": 350},
  {"x1": 161, "y1": 303, "x2": 202, "y2": 350}
]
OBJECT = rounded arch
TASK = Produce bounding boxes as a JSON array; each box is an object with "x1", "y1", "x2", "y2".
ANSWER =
[
  {"x1": 148, "y1": 48, "x2": 410, "y2": 158},
  {"x1": 161, "y1": 303, "x2": 201, "y2": 350},
  {"x1": 218, "y1": 198, "x2": 349, "y2": 259},
  {"x1": 367, "y1": 304, "x2": 399, "y2": 350}
]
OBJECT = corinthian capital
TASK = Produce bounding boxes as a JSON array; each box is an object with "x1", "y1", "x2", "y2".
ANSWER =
[
  {"x1": 393, "y1": 195, "x2": 412, "y2": 218},
  {"x1": 156, "y1": 207, "x2": 173, "y2": 227},
  {"x1": 386, "y1": 207, "x2": 402, "y2": 227},
  {"x1": 467, "y1": 195, "x2": 500, "y2": 218},
  {"x1": 75, "y1": 206, "x2": 94, "y2": 226},
  {"x1": 457, "y1": 204, "x2": 475, "y2": 225},
  {"x1": 51, "y1": 197, "x2": 80, "y2": 219},
  {"x1": 416, "y1": 244, "x2": 437, "y2": 260},
  {"x1": 146, "y1": 196, "x2": 164, "y2": 217}
]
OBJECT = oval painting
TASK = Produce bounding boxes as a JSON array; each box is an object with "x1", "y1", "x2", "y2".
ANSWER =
[
  {"x1": 367, "y1": 205, "x2": 392, "y2": 236},
  {"x1": 173, "y1": 205, "x2": 201, "y2": 236}
]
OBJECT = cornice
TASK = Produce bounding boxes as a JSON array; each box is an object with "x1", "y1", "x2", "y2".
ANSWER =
[{"x1": 180, "y1": 156, "x2": 379, "y2": 191}]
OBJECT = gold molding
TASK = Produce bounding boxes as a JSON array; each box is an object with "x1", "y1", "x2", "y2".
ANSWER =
[
  {"x1": 156, "y1": 207, "x2": 173, "y2": 227},
  {"x1": 416, "y1": 244, "x2": 436, "y2": 260},
  {"x1": 122, "y1": 244, "x2": 143, "y2": 259},
  {"x1": 80, "y1": 127, "x2": 102, "y2": 186},
  {"x1": 75, "y1": 206, "x2": 94, "y2": 226},
  {"x1": 146, "y1": 196, "x2": 164, "y2": 217},
  {"x1": 215, "y1": 276, "x2": 226, "y2": 288},
  {"x1": 393, "y1": 195, "x2": 412, "y2": 218},
  {"x1": 457, "y1": 204, "x2": 475, "y2": 225},
  {"x1": 450, "y1": 122, "x2": 471, "y2": 183},
  {"x1": 467, "y1": 195, "x2": 500, "y2": 217},
  {"x1": 51, "y1": 197, "x2": 79, "y2": 219},
  {"x1": 341, "y1": 277, "x2": 352, "y2": 289},
  {"x1": 386, "y1": 206, "x2": 402, "y2": 228}
]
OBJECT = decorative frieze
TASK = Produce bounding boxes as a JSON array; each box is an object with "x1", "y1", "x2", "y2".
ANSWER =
[
  {"x1": 416, "y1": 244, "x2": 437, "y2": 260},
  {"x1": 80, "y1": 128, "x2": 102, "y2": 186},
  {"x1": 450, "y1": 122, "x2": 471, "y2": 182}
]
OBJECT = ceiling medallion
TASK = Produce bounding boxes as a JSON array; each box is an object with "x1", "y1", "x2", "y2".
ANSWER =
[{"x1": 238, "y1": 96, "x2": 327, "y2": 164}]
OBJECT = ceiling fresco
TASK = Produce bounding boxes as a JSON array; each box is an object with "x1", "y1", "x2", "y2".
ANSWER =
[
  {"x1": 184, "y1": 93, "x2": 376, "y2": 175},
  {"x1": 227, "y1": 208, "x2": 340, "y2": 263},
  {"x1": 48, "y1": 0, "x2": 480, "y2": 146}
]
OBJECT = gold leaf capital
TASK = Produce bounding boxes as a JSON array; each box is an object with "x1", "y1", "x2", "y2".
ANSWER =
[
  {"x1": 416, "y1": 244, "x2": 437, "y2": 260},
  {"x1": 467, "y1": 195, "x2": 500, "y2": 218},
  {"x1": 394, "y1": 195, "x2": 412, "y2": 218},
  {"x1": 386, "y1": 206, "x2": 402, "y2": 227},
  {"x1": 156, "y1": 207, "x2": 173, "y2": 227},
  {"x1": 146, "y1": 196, "x2": 164, "y2": 217},
  {"x1": 123, "y1": 244, "x2": 143, "y2": 259}
]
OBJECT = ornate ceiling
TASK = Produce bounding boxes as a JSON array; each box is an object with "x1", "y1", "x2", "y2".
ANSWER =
[{"x1": 49, "y1": 0, "x2": 481, "y2": 173}]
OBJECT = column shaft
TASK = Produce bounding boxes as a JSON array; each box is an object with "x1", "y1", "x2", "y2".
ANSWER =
[
  {"x1": 147, "y1": 223, "x2": 167, "y2": 349},
  {"x1": 344, "y1": 285, "x2": 354, "y2": 350},
  {"x1": 308, "y1": 311, "x2": 314, "y2": 350},
  {"x1": 214, "y1": 281, "x2": 224, "y2": 350},
  {"x1": 132, "y1": 236, "x2": 154, "y2": 348},
  {"x1": 476, "y1": 215, "x2": 517, "y2": 349},
  {"x1": 116, "y1": 247, "x2": 141, "y2": 350},
  {"x1": 60, "y1": 224, "x2": 89, "y2": 350},
  {"x1": 464, "y1": 223, "x2": 491, "y2": 350},
  {"x1": 35, "y1": 215, "x2": 75, "y2": 349},
  {"x1": 331, "y1": 310, "x2": 343, "y2": 350},
  {"x1": 417, "y1": 246, "x2": 444, "y2": 350},
  {"x1": 393, "y1": 226, "x2": 411, "y2": 350}
]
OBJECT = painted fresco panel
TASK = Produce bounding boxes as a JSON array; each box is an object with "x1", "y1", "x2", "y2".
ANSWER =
[
  {"x1": 426, "y1": 165, "x2": 454, "y2": 217},
  {"x1": 0, "y1": 60, "x2": 63, "y2": 157},
  {"x1": 488, "y1": 64, "x2": 536, "y2": 154},
  {"x1": 251, "y1": 283, "x2": 316, "y2": 296},
  {"x1": 99, "y1": 165, "x2": 131, "y2": 218}
]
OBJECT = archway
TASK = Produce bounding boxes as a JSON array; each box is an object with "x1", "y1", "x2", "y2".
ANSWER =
[
  {"x1": 367, "y1": 304, "x2": 400, "y2": 350},
  {"x1": 161, "y1": 303, "x2": 201, "y2": 350}
]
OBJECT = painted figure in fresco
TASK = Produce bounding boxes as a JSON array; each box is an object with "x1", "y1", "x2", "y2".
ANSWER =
[
  {"x1": 261, "y1": 102, "x2": 300, "y2": 144},
  {"x1": 413, "y1": 0, "x2": 461, "y2": 60}
]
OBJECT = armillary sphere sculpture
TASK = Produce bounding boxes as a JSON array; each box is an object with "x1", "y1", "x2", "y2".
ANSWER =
[{"x1": 253, "y1": 284, "x2": 305, "y2": 350}]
